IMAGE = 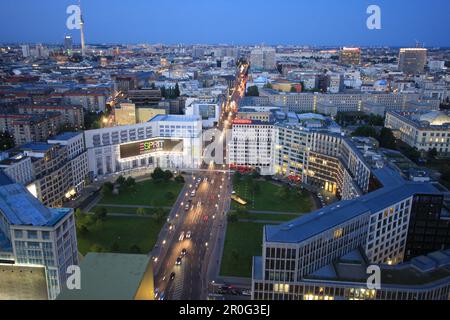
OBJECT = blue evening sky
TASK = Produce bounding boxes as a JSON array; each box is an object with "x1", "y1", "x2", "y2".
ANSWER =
[{"x1": 0, "y1": 0, "x2": 449, "y2": 46}]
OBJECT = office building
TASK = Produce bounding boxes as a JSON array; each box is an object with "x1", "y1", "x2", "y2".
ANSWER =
[
  {"x1": 339, "y1": 47, "x2": 361, "y2": 66},
  {"x1": 250, "y1": 47, "x2": 277, "y2": 70},
  {"x1": 230, "y1": 113, "x2": 371, "y2": 200},
  {"x1": 84, "y1": 115, "x2": 202, "y2": 178},
  {"x1": 115, "y1": 102, "x2": 167, "y2": 126},
  {"x1": 10, "y1": 133, "x2": 88, "y2": 208},
  {"x1": 398, "y1": 48, "x2": 427, "y2": 75},
  {"x1": 251, "y1": 166, "x2": 450, "y2": 300},
  {"x1": 64, "y1": 36, "x2": 73, "y2": 52},
  {"x1": 385, "y1": 111, "x2": 450, "y2": 156},
  {"x1": 0, "y1": 172, "x2": 78, "y2": 299}
]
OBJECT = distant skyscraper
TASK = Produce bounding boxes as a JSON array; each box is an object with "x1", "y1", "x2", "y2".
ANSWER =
[
  {"x1": 21, "y1": 44, "x2": 30, "y2": 58},
  {"x1": 398, "y1": 48, "x2": 427, "y2": 75},
  {"x1": 250, "y1": 47, "x2": 276, "y2": 70},
  {"x1": 64, "y1": 36, "x2": 73, "y2": 51},
  {"x1": 339, "y1": 47, "x2": 361, "y2": 66}
]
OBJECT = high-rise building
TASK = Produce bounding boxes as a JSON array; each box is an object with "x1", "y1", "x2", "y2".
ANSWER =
[
  {"x1": 21, "y1": 45, "x2": 30, "y2": 58},
  {"x1": 339, "y1": 47, "x2": 361, "y2": 66},
  {"x1": 64, "y1": 36, "x2": 73, "y2": 52},
  {"x1": 0, "y1": 172, "x2": 78, "y2": 299},
  {"x1": 398, "y1": 48, "x2": 427, "y2": 75},
  {"x1": 250, "y1": 47, "x2": 276, "y2": 70}
]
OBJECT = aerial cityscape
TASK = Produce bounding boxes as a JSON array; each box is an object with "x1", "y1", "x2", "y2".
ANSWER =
[{"x1": 0, "y1": 0, "x2": 450, "y2": 305}]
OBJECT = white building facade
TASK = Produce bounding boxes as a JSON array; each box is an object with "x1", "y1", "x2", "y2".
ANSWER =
[{"x1": 84, "y1": 115, "x2": 203, "y2": 178}]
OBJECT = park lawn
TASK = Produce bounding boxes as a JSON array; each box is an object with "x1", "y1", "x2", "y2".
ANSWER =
[
  {"x1": 233, "y1": 180, "x2": 313, "y2": 213},
  {"x1": 91, "y1": 206, "x2": 169, "y2": 216},
  {"x1": 220, "y1": 222, "x2": 268, "y2": 278},
  {"x1": 77, "y1": 216, "x2": 166, "y2": 255},
  {"x1": 238, "y1": 212, "x2": 302, "y2": 223},
  {"x1": 424, "y1": 159, "x2": 450, "y2": 189},
  {"x1": 99, "y1": 180, "x2": 183, "y2": 207}
]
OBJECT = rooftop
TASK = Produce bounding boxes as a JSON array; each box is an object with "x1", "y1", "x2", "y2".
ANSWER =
[
  {"x1": 149, "y1": 114, "x2": 201, "y2": 123},
  {"x1": 57, "y1": 253, "x2": 153, "y2": 300},
  {"x1": 48, "y1": 131, "x2": 82, "y2": 142},
  {"x1": 265, "y1": 177, "x2": 440, "y2": 244},
  {"x1": 0, "y1": 264, "x2": 48, "y2": 300},
  {"x1": 0, "y1": 172, "x2": 71, "y2": 227}
]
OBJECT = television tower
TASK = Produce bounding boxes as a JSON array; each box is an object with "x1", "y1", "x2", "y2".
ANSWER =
[{"x1": 79, "y1": 0, "x2": 86, "y2": 57}]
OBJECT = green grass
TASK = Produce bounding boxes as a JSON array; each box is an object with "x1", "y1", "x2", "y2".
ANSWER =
[
  {"x1": 424, "y1": 159, "x2": 450, "y2": 189},
  {"x1": 77, "y1": 216, "x2": 166, "y2": 255},
  {"x1": 99, "y1": 180, "x2": 183, "y2": 207},
  {"x1": 237, "y1": 212, "x2": 302, "y2": 222},
  {"x1": 91, "y1": 206, "x2": 169, "y2": 216},
  {"x1": 232, "y1": 180, "x2": 313, "y2": 213},
  {"x1": 220, "y1": 222, "x2": 268, "y2": 278}
]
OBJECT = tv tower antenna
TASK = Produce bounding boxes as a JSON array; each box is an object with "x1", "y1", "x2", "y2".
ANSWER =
[{"x1": 79, "y1": 0, "x2": 86, "y2": 57}]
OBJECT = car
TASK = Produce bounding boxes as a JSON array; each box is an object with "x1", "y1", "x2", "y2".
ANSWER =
[
  {"x1": 179, "y1": 232, "x2": 185, "y2": 242},
  {"x1": 159, "y1": 292, "x2": 166, "y2": 300},
  {"x1": 175, "y1": 257, "x2": 182, "y2": 265},
  {"x1": 190, "y1": 191, "x2": 196, "y2": 197},
  {"x1": 184, "y1": 204, "x2": 190, "y2": 211},
  {"x1": 242, "y1": 290, "x2": 251, "y2": 296},
  {"x1": 170, "y1": 272, "x2": 176, "y2": 280},
  {"x1": 186, "y1": 231, "x2": 192, "y2": 239},
  {"x1": 181, "y1": 248, "x2": 187, "y2": 256},
  {"x1": 154, "y1": 289, "x2": 160, "y2": 299}
]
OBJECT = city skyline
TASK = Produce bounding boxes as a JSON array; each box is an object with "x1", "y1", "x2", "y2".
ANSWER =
[{"x1": 0, "y1": 0, "x2": 450, "y2": 47}]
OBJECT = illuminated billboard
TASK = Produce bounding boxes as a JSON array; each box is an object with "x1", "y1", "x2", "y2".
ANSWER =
[{"x1": 120, "y1": 139, "x2": 183, "y2": 159}]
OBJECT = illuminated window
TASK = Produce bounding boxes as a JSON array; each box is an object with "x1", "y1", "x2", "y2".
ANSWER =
[{"x1": 334, "y1": 228, "x2": 344, "y2": 239}]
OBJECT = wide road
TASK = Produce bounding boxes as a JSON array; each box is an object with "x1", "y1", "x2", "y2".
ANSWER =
[{"x1": 153, "y1": 62, "x2": 249, "y2": 300}]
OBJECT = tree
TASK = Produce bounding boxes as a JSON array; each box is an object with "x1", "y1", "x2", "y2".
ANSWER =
[
  {"x1": 125, "y1": 177, "x2": 136, "y2": 188},
  {"x1": 136, "y1": 207, "x2": 146, "y2": 216},
  {"x1": 175, "y1": 175, "x2": 185, "y2": 184},
  {"x1": 245, "y1": 85, "x2": 259, "y2": 97},
  {"x1": 151, "y1": 167, "x2": 165, "y2": 182},
  {"x1": 174, "y1": 83, "x2": 181, "y2": 97},
  {"x1": 428, "y1": 148, "x2": 438, "y2": 159},
  {"x1": 163, "y1": 170, "x2": 174, "y2": 181},
  {"x1": 154, "y1": 208, "x2": 166, "y2": 224},
  {"x1": 115, "y1": 175, "x2": 126, "y2": 186},
  {"x1": 77, "y1": 225, "x2": 89, "y2": 236},
  {"x1": 251, "y1": 170, "x2": 261, "y2": 180},
  {"x1": 0, "y1": 131, "x2": 15, "y2": 151},
  {"x1": 93, "y1": 207, "x2": 107, "y2": 222},
  {"x1": 352, "y1": 126, "x2": 378, "y2": 139},
  {"x1": 378, "y1": 128, "x2": 397, "y2": 149},
  {"x1": 290, "y1": 86, "x2": 297, "y2": 93},
  {"x1": 101, "y1": 182, "x2": 114, "y2": 197}
]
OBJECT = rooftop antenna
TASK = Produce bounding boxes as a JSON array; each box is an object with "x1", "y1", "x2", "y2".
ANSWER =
[{"x1": 79, "y1": 0, "x2": 86, "y2": 57}]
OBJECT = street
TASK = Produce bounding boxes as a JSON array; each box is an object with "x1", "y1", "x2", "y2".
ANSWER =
[{"x1": 153, "y1": 62, "x2": 249, "y2": 300}]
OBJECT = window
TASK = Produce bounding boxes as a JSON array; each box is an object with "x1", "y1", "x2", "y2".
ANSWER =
[{"x1": 27, "y1": 231, "x2": 38, "y2": 239}]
